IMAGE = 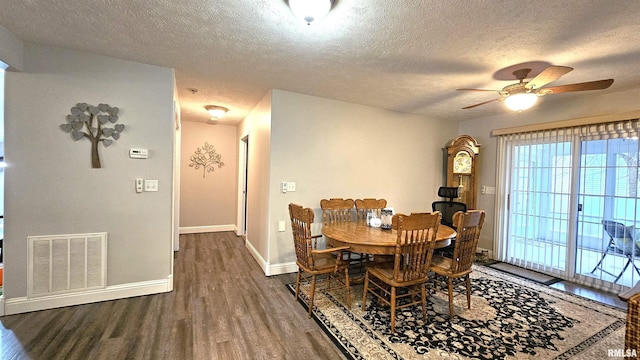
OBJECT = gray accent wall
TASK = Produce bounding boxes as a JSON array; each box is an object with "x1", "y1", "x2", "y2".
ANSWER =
[{"x1": 4, "y1": 43, "x2": 175, "y2": 299}]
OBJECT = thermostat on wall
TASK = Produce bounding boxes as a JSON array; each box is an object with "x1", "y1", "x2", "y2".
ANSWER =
[{"x1": 129, "y1": 148, "x2": 149, "y2": 159}]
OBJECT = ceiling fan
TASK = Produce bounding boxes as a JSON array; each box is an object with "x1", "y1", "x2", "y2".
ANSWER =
[{"x1": 458, "y1": 65, "x2": 614, "y2": 111}]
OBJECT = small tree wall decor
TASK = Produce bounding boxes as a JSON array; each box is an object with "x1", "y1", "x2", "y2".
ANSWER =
[
  {"x1": 189, "y1": 142, "x2": 225, "y2": 178},
  {"x1": 59, "y1": 103, "x2": 124, "y2": 168}
]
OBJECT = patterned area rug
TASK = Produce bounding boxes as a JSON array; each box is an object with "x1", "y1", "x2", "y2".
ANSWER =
[{"x1": 286, "y1": 265, "x2": 626, "y2": 359}]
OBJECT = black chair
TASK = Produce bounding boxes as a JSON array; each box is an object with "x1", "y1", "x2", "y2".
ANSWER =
[
  {"x1": 431, "y1": 187, "x2": 467, "y2": 228},
  {"x1": 591, "y1": 220, "x2": 640, "y2": 283}
]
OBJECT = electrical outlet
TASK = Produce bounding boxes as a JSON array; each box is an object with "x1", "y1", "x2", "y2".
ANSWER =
[
  {"x1": 135, "y1": 178, "x2": 143, "y2": 193},
  {"x1": 281, "y1": 182, "x2": 287, "y2": 193}
]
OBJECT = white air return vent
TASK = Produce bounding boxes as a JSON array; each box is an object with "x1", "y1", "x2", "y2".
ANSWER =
[{"x1": 28, "y1": 233, "x2": 107, "y2": 298}]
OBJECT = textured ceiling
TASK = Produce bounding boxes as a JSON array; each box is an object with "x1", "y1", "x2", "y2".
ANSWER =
[{"x1": 1, "y1": 0, "x2": 640, "y2": 125}]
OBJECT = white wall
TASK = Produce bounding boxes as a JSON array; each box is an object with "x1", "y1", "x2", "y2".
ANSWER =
[
  {"x1": 3, "y1": 43, "x2": 175, "y2": 312},
  {"x1": 265, "y1": 90, "x2": 457, "y2": 272},
  {"x1": 0, "y1": 23, "x2": 23, "y2": 71},
  {"x1": 459, "y1": 88, "x2": 640, "y2": 252},
  {"x1": 238, "y1": 91, "x2": 273, "y2": 270}
]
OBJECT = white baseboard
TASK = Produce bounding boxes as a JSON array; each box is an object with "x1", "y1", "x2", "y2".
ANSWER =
[
  {"x1": 268, "y1": 261, "x2": 298, "y2": 276},
  {"x1": 166, "y1": 274, "x2": 173, "y2": 291},
  {"x1": 244, "y1": 239, "x2": 297, "y2": 276},
  {"x1": 245, "y1": 239, "x2": 268, "y2": 274},
  {"x1": 2, "y1": 277, "x2": 172, "y2": 316},
  {"x1": 179, "y1": 224, "x2": 237, "y2": 234}
]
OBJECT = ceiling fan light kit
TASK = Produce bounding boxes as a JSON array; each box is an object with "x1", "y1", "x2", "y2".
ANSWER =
[
  {"x1": 504, "y1": 92, "x2": 538, "y2": 112},
  {"x1": 458, "y1": 65, "x2": 614, "y2": 112}
]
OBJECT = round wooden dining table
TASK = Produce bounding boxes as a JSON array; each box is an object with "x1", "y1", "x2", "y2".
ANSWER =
[{"x1": 322, "y1": 222, "x2": 456, "y2": 255}]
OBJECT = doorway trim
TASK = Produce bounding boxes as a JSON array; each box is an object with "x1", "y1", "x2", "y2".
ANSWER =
[{"x1": 238, "y1": 135, "x2": 249, "y2": 238}]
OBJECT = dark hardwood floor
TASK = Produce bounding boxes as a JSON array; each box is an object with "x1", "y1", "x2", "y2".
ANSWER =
[
  {"x1": 0, "y1": 231, "x2": 629, "y2": 359},
  {"x1": 0, "y1": 232, "x2": 345, "y2": 360},
  {"x1": 550, "y1": 280, "x2": 627, "y2": 309}
]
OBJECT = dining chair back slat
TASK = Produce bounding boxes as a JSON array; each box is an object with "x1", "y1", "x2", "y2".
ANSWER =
[
  {"x1": 394, "y1": 212, "x2": 441, "y2": 282},
  {"x1": 355, "y1": 198, "x2": 387, "y2": 222},
  {"x1": 430, "y1": 209, "x2": 486, "y2": 318},
  {"x1": 290, "y1": 203, "x2": 315, "y2": 268},
  {"x1": 320, "y1": 198, "x2": 355, "y2": 223},
  {"x1": 362, "y1": 211, "x2": 441, "y2": 332},
  {"x1": 289, "y1": 203, "x2": 351, "y2": 318},
  {"x1": 450, "y1": 210, "x2": 485, "y2": 273}
]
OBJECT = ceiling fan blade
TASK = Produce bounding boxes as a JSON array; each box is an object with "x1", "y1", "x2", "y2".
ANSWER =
[
  {"x1": 525, "y1": 65, "x2": 574, "y2": 90},
  {"x1": 457, "y1": 88, "x2": 500, "y2": 92},
  {"x1": 462, "y1": 98, "x2": 501, "y2": 109},
  {"x1": 540, "y1": 79, "x2": 614, "y2": 94}
]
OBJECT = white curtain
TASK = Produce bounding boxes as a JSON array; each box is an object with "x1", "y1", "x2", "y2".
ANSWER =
[{"x1": 496, "y1": 119, "x2": 640, "y2": 292}]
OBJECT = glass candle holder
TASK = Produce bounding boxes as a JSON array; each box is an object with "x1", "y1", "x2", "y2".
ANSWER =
[{"x1": 381, "y1": 209, "x2": 393, "y2": 230}]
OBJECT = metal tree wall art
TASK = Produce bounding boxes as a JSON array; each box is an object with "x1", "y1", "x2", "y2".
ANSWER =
[
  {"x1": 189, "y1": 142, "x2": 225, "y2": 178},
  {"x1": 59, "y1": 103, "x2": 124, "y2": 168}
]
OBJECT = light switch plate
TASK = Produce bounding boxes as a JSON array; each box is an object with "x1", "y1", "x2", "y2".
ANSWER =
[
  {"x1": 135, "y1": 178, "x2": 143, "y2": 193},
  {"x1": 286, "y1": 182, "x2": 296, "y2": 192},
  {"x1": 144, "y1": 179, "x2": 159, "y2": 192}
]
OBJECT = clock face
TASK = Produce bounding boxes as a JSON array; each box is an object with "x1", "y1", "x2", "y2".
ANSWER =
[{"x1": 453, "y1": 152, "x2": 472, "y2": 174}]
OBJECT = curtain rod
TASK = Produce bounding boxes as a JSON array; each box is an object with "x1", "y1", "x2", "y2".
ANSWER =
[{"x1": 492, "y1": 110, "x2": 640, "y2": 136}]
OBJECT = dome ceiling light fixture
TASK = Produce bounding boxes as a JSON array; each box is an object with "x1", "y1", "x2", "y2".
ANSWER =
[
  {"x1": 205, "y1": 105, "x2": 229, "y2": 120},
  {"x1": 457, "y1": 65, "x2": 614, "y2": 112},
  {"x1": 288, "y1": 0, "x2": 333, "y2": 25},
  {"x1": 503, "y1": 88, "x2": 538, "y2": 112}
]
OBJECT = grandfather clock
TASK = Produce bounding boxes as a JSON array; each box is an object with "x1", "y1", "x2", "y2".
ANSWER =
[{"x1": 446, "y1": 135, "x2": 481, "y2": 209}]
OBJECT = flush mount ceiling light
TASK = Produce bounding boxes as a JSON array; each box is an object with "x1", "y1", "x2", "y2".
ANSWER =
[
  {"x1": 205, "y1": 105, "x2": 228, "y2": 120},
  {"x1": 288, "y1": 0, "x2": 333, "y2": 25},
  {"x1": 504, "y1": 92, "x2": 538, "y2": 112}
]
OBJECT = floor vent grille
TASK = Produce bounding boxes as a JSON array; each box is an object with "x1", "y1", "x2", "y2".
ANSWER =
[{"x1": 28, "y1": 232, "x2": 107, "y2": 298}]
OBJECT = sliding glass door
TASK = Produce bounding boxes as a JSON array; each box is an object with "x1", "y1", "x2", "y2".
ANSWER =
[
  {"x1": 497, "y1": 120, "x2": 640, "y2": 291},
  {"x1": 504, "y1": 136, "x2": 573, "y2": 277},
  {"x1": 575, "y1": 137, "x2": 640, "y2": 288}
]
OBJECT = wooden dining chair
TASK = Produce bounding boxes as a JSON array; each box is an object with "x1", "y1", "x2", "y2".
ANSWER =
[
  {"x1": 355, "y1": 198, "x2": 390, "y2": 263},
  {"x1": 362, "y1": 212, "x2": 441, "y2": 333},
  {"x1": 320, "y1": 198, "x2": 355, "y2": 223},
  {"x1": 354, "y1": 198, "x2": 387, "y2": 222},
  {"x1": 429, "y1": 210, "x2": 485, "y2": 318},
  {"x1": 320, "y1": 198, "x2": 362, "y2": 265},
  {"x1": 289, "y1": 203, "x2": 351, "y2": 318},
  {"x1": 432, "y1": 187, "x2": 467, "y2": 258}
]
